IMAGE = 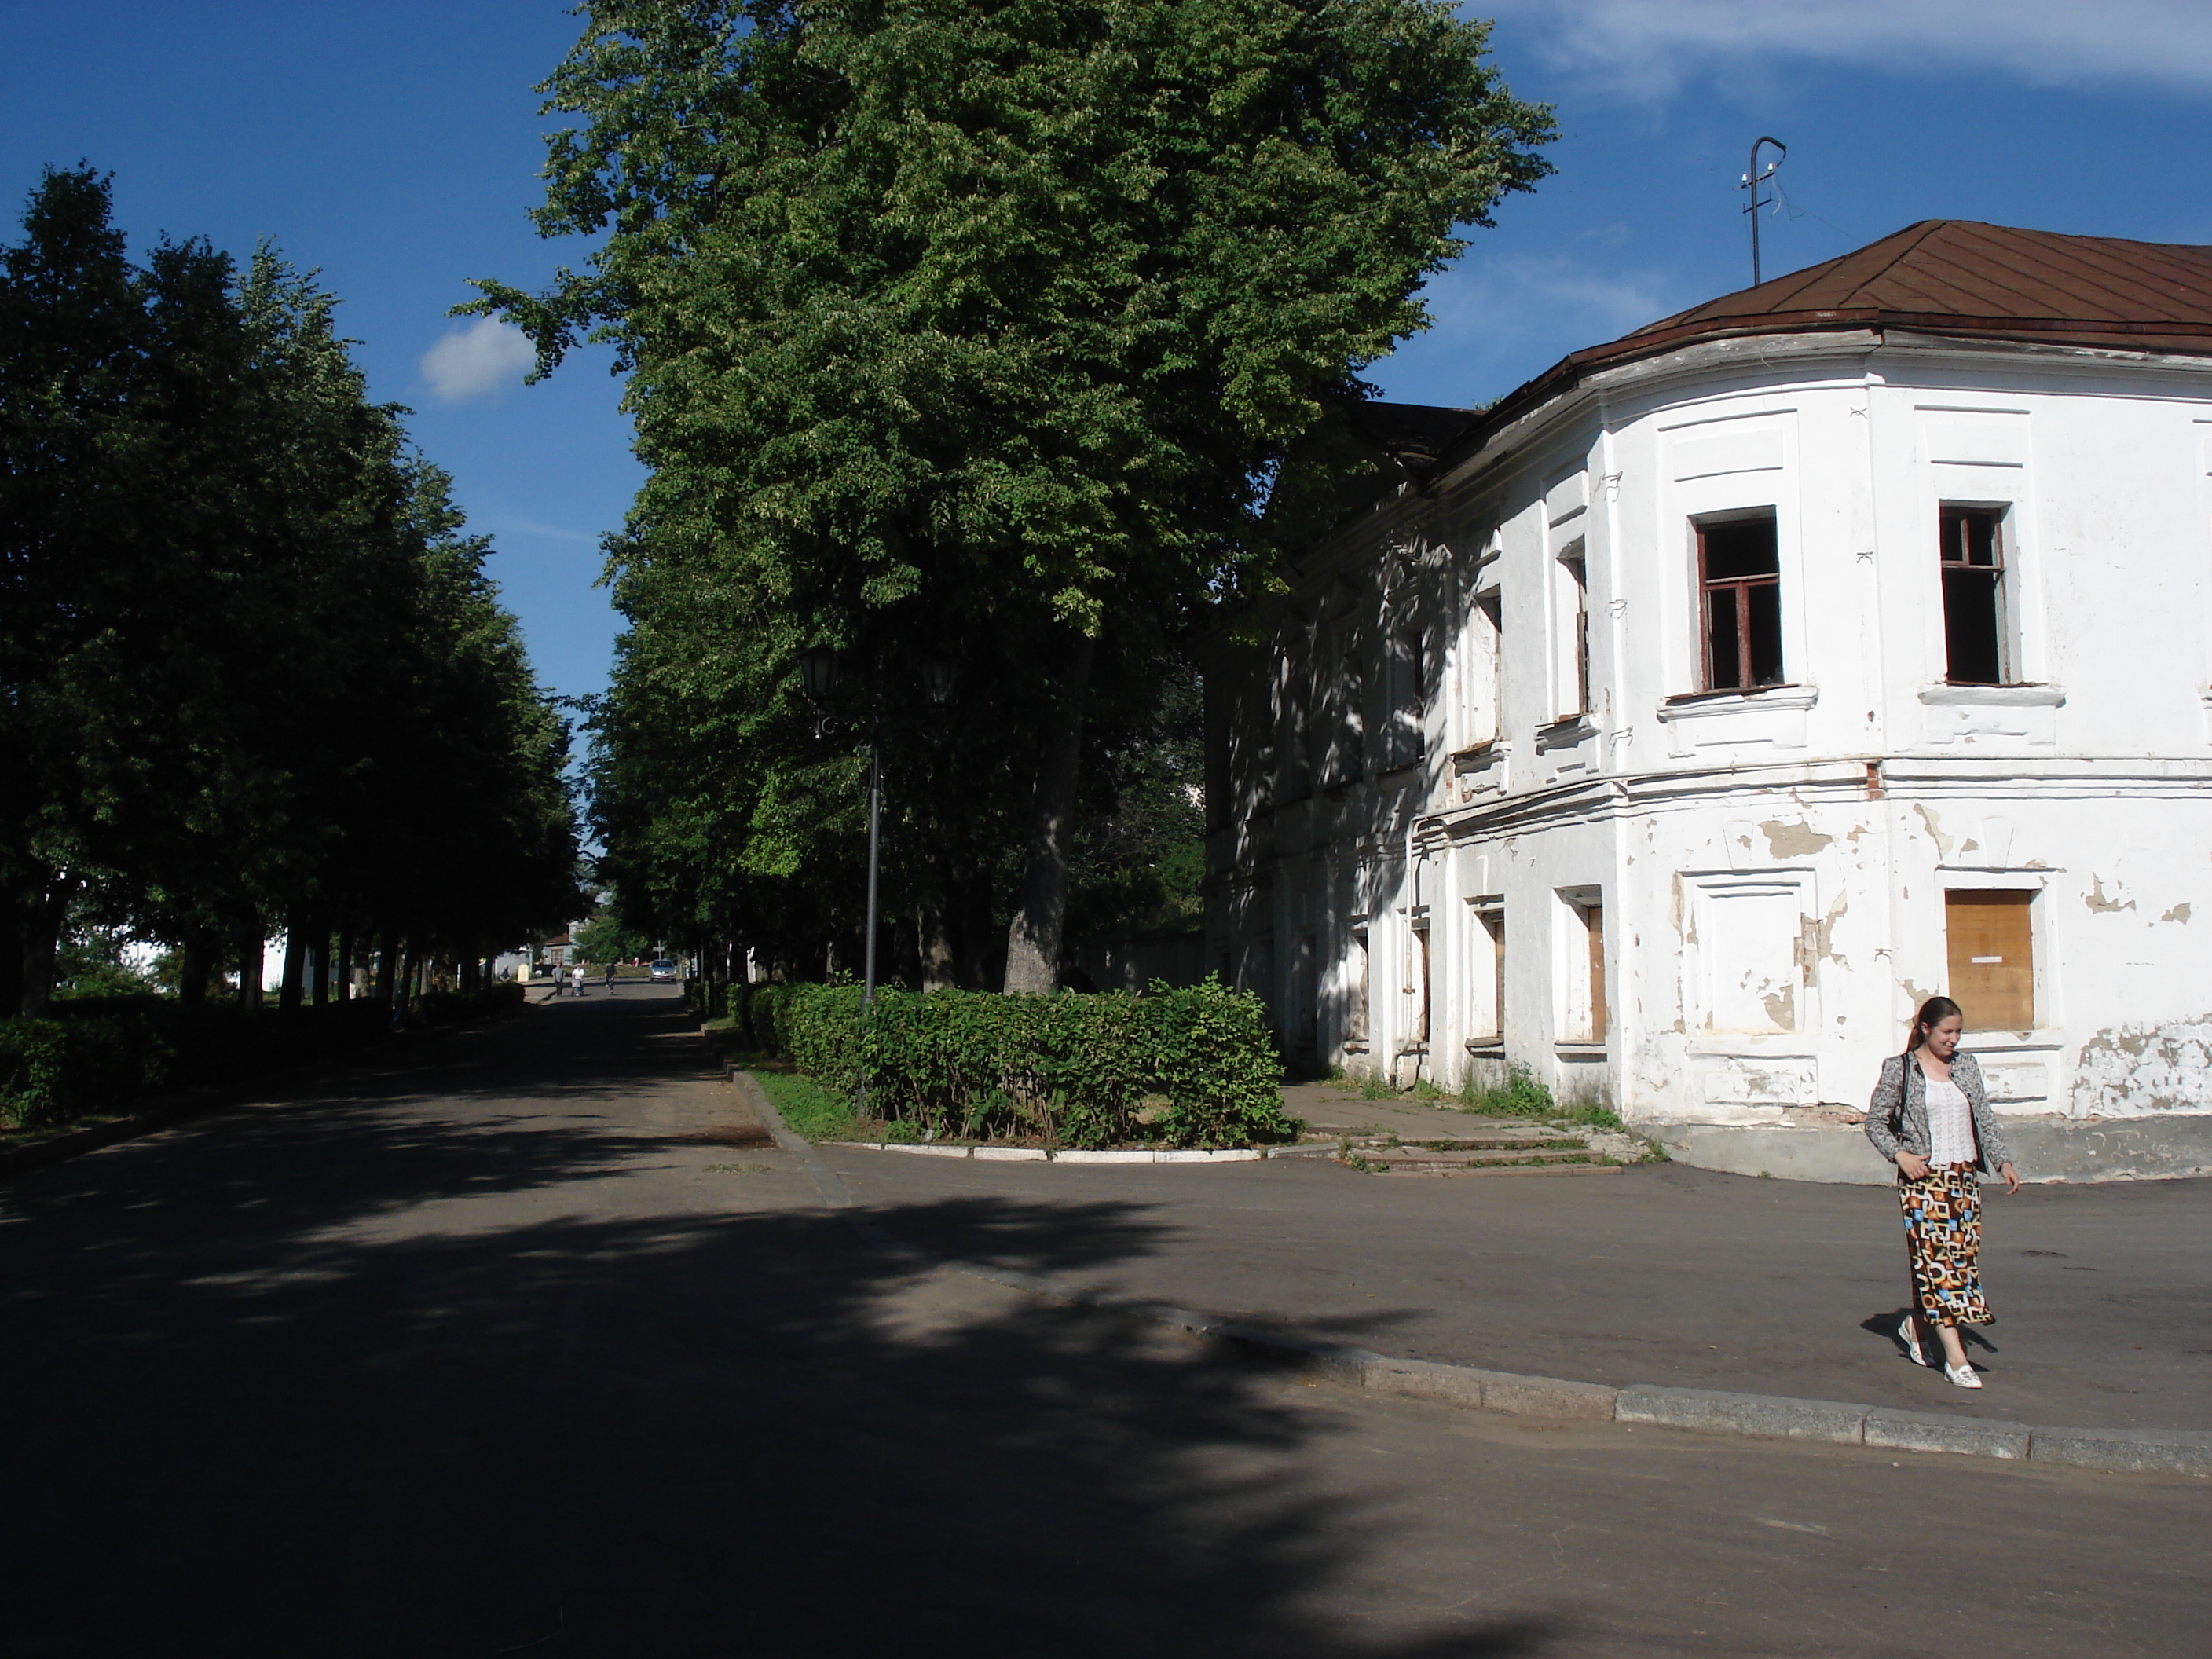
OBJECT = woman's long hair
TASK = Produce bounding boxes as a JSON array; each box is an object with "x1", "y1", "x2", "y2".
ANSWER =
[{"x1": 1906, "y1": 995, "x2": 1963, "y2": 1061}]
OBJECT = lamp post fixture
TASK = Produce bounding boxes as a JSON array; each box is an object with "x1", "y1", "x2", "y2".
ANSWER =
[{"x1": 798, "y1": 646, "x2": 958, "y2": 1115}]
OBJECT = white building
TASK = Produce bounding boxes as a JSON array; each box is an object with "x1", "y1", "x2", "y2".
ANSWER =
[{"x1": 1203, "y1": 220, "x2": 2212, "y2": 1181}]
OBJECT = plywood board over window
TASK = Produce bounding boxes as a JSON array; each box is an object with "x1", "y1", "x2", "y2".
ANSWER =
[
  {"x1": 1945, "y1": 891, "x2": 2034, "y2": 1030},
  {"x1": 1556, "y1": 889, "x2": 1606, "y2": 1042},
  {"x1": 1467, "y1": 899, "x2": 1506, "y2": 1045}
]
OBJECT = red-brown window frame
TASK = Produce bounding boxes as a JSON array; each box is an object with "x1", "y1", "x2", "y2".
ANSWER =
[{"x1": 1697, "y1": 515, "x2": 1781, "y2": 691}]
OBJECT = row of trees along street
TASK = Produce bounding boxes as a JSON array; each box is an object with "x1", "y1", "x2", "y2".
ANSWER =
[
  {"x1": 2, "y1": 167, "x2": 585, "y2": 1019},
  {"x1": 484, "y1": 0, "x2": 1555, "y2": 994}
]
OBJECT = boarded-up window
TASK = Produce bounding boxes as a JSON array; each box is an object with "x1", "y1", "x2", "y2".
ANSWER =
[
  {"x1": 1408, "y1": 916, "x2": 1430, "y2": 1044},
  {"x1": 1348, "y1": 927, "x2": 1370, "y2": 1046},
  {"x1": 1273, "y1": 628, "x2": 1313, "y2": 803},
  {"x1": 1462, "y1": 586, "x2": 1503, "y2": 749},
  {"x1": 1584, "y1": 899, "x2": 1607, "y2": 1042},
  {"x1": 1469, "y1": 902, "x2": 1506, "y2": 1043},
  {"x1": 1946, "y1": 892, "x2": 2034, "y2": 1030},
  {"x1": 1320, "y1": 644, "x2": 1365, "y2": 786},
  {"x1": 1558, "y1": 892, "x2": 1607, "y2": 1041},
  {"x1": 1383, "y1": 626, "x2": 1423, "y2": 769},
  {"x1": 1294, "y1": 934, "x2": 1318, "y2": 1059},
  {"x1": 1555, "y1": 539, "x2": 1591, "y2": 717}
]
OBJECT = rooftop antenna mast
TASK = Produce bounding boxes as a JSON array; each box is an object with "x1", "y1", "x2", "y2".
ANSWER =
[{"x1": 1740, "y1": 136, "x2": 1786, "y2": 287}]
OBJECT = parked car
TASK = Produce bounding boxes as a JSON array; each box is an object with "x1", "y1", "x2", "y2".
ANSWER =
[{"x1": 648, "y1": 958, "x2": 679, "y2": 982}]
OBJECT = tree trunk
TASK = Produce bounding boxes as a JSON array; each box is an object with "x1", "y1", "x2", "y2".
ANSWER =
[
  {"x1": 918, "y1": 903, "x2": 955, "y2": 991},
  {"x1": 278, "y1": 924, "x2": 306, "y2": 1014},
  {"x1": 335, "y1": 920, "x2": 355, "y2": 1002},
  {"x1": 17, "y1": 874, "x2": 79, "y2": 1016},
  {"x1": 234, "y1": 916, "x2": 266, "y2": 1011},
  {"x1": 374, "y1": 930, "x2": 401, "y2": 1003},
  {"x1": 1002, "y1": 634, "x2": 1097, "y2": 994},
  {"x1": 179, "y1": 928, "x2": 212, "y2": 1005},
  {"x1": 0, "y1": 892, "x2": 28, "y2": 1017},
  {"x1": 310, "y1": 914, "x2": 331, "y2": 1007}
]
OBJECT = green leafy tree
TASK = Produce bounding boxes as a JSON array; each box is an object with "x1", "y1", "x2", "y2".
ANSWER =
[
  {"x1": 2, "y1": 167, "x2": 585, "y2": 1015},
  {"x1": 482, "y1": 0, "x2": 1550, "y2": 987}
]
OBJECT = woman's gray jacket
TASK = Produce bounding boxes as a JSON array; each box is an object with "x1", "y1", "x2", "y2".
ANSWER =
[{"x1": 1864, "y1": 1051, "x2": 2015, "y2": 1171}]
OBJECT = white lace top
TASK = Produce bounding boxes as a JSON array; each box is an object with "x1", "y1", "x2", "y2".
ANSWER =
[{"x1": 1925, "y1": 1075, "x2": 1977, "y2": 1168}]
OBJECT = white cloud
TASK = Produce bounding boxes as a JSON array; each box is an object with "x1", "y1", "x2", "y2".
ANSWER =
[
  {"x1": 419, "y1": 317, "x2": 536, "y2": 402},
  {"x1": 1486, "y1": 0, "x2": 2212, "y2": 98}
]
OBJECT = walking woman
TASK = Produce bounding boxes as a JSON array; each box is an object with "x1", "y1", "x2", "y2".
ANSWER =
[{"x1": 1865, "y1": 996, "x2": 2023, "y2": 1389}]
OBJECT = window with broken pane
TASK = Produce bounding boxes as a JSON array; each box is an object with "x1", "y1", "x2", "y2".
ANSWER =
[{"x1": 1939, "y1": 506, "x2": 2009, "y2": 685}]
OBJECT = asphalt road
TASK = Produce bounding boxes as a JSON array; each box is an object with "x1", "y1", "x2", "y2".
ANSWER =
[{"x1": 3, "y1": 986, "x2": 2205, "y2": 1657}]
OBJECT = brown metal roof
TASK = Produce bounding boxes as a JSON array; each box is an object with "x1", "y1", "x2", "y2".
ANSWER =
[
  {"x1": 1424, "y1": 219, "x2": 2212, "y2": 483},
  {"x1": 1635, "y1": 219, "x2": 2212, "y2": 339}
]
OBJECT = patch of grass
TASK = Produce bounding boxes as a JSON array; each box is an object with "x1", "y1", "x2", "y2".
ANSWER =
[
  {"x1": 752, "y1": 1068, "x2": 868, "y2": 1141},
  {"x1": 1456, "y1": 1063, "x2": 1624, "y2": 1131},
  {"x1": 1324, "y1": 1064, "x2": 1397, "y2": 1101}
]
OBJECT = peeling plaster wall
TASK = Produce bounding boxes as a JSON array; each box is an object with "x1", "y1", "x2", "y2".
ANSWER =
[{"x1": 1203, "y1": 330, "x2": 2212, "y2": 1132}]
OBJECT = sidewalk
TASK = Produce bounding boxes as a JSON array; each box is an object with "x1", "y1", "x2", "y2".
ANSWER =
[{"x1": 816, "y1": 1133, "x2": 2212, "y2": 1432}]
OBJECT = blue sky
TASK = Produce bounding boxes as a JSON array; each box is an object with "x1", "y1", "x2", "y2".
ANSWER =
[{"x1": 6, "y1": 2, "x2": 2211, "y2": 701}]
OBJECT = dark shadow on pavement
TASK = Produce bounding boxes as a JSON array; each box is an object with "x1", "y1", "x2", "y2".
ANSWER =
[{"x1": 0, "y1": 998, "x2": 1561, "y2": 1657}]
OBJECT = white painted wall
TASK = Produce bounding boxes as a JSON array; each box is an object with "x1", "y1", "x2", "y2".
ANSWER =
[{"x1": 1207, "y1": 331, "x2": 2212, "y2": 1127}]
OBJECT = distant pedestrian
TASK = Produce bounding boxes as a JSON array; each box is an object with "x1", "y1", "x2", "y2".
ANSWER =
[
  {"x1": 570, "y1": 965, "x2": 588, "y2": 998},
  {"x1": 603, "y1": 962, "x2": 617, "y2": 992},
  {"x1": 1865, "y1": 995, "x2": 2023, "y2": 1389}
]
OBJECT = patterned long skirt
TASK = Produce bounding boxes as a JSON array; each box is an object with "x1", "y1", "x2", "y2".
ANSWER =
[{"x1": 1899, "y1": 1163, "x2": 1992, "y2": 1327}]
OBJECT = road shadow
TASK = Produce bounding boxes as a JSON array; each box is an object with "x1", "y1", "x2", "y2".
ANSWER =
[{"x1": 0, "y1": 1011, "x2": 1563, "y2": 1658}]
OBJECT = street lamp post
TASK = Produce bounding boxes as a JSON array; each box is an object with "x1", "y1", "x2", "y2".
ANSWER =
[{"x1": 798, "y1": 646, "x2": 957, "y2": 1119}]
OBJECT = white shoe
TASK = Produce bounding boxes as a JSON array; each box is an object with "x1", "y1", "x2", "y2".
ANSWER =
[
  {"x1": 1898, "y1": 1317, "x2": 1928, "y2": 1368},
  {"x1": 1943, "y1": 1361, "x2": 1983, "y2": 1389}
]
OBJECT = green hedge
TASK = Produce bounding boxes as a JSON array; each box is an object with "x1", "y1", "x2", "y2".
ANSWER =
[
  {"x1": 779, "y1": 978, "x2": 1291, "y2": 1148},
  {"x1": 744, "y1": 982, "x2": 808, "y2": 1057},
  {"x1": 685, "y1": 980, "x2": 732, "y2": 1021},
  {"x1": 0, "y1": 1016, "x2": 170, "y2": 1130}
]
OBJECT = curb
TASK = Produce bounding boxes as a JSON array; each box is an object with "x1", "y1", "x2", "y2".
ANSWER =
[
  {"x1": 848, "y1": 1142, "x2": 1266, "y2": 1164},
  {"x1": 733, "y1": 1065, "x2": 2212, "y2": 1481}
]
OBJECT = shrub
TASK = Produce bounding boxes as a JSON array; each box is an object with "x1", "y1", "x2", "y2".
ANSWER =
[
  {"x1": 745, "y1": 982, "x2": 809, "y2": 1056},
  {"x1": 685, "y1": 980, "x2": 731, "y2": 1020},
  {"x1": 778, "y1": 977, "x2": 1291, "y2": 1148},
  {"x1": 0, "y1": 983, "x2": 520, "y2": 1133}
]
